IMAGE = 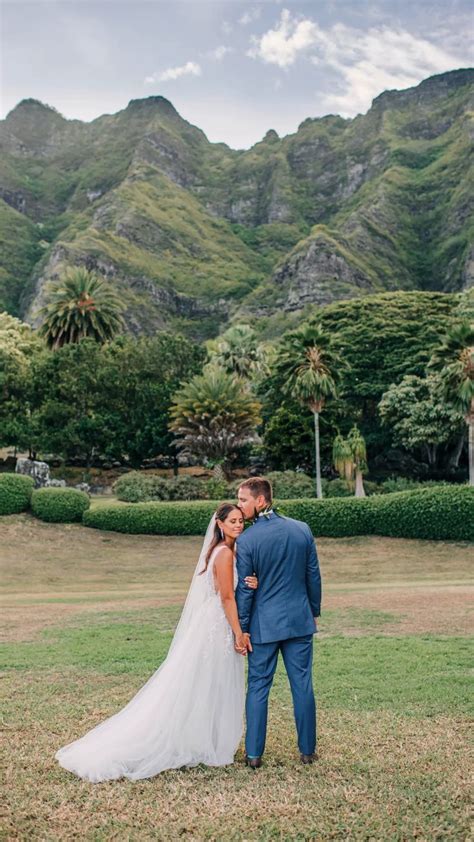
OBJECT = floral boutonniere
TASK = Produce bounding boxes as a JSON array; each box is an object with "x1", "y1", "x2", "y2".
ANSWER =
[{"x1": 257, "y1": 503, "x2": 286, "y2": 521}]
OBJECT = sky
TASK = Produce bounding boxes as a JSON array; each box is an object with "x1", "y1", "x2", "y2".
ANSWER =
[{"x1": 1, "y1": 0, "x2": 473, "y2": 149}]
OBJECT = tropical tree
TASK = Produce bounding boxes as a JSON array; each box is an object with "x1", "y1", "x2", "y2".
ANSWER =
[
  {"x1": 428, "y1": 323, "x2": 474, "y2": 485},
  {"x1": 207, "y1": 324, "x2": 269, "y2": 381},
  {"x1": 0, "y1": 312, "x2": 43, "y2": 454},
  {"x1": 37, "y1": 267, "x2": 125, "y2": 349},
  {"x1": 378, "y1": 374, "x2": 465, "y2": 470},
  {"x1": 273, "y1": 323, "x2": 343, "y2": 498},
  {"x1": 169, "y1": 365, "x2": 262, "y2": 477},
  {"x1": 347, "y1": 426, "x2": 368, "y2": 497},
  {"x1": 27, "y1": 332, "x2": 204, "y2": 468},
  {"x1": 332, "y1": 433, "x2": 353, "y2": 481}
]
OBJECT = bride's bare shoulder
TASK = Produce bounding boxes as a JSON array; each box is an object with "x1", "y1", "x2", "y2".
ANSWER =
[{"x1": 212, "y1": 544, "x2": 234, "y2": 565}]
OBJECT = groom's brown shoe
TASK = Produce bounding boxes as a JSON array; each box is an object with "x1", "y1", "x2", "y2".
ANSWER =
[
  {"x1": 300, "y1": 753, "x2": 318, "y2": 764},
  {"x1": 245, "y1": 755, "x2": 262, "y2": 769}
]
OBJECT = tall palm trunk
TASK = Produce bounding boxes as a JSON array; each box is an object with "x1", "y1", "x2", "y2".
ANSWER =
[
  {"x1": 313, "y1": 410, "x2": 322, "y2": 499},
  {"x1": 354, "y1": 469, "x2": 366, "y2": 497},
  {"x1": 469, "y1": 397, "x2": 474, "y2": 486}
]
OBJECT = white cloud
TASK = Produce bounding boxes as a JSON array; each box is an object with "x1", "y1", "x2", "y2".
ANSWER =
[
  {"x1": 221, "y1": 20, "x2": 233, "y2": 35},
  {"x1": 145, "y1": 62, "x2": 202, "y2": 85},
  {"x1": 311, "y1": 24, "x2": 470, "y2": 116},
  {"x1": 247, "y1": 8, "x2": 320, "y2": 68},
  {"x1": 207, "y1": 45, "x2": 233, "y2": 61},
  {"x1": 239, "y1": 8, "x2": 261, "y2": 26}
]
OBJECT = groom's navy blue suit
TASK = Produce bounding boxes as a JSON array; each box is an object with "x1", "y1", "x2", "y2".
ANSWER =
[{"x1": 235, "y1": 512, "x2": 321, "y2": 759}]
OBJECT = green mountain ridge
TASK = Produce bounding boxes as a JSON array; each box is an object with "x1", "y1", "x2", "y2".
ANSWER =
[{"x1": 0, "y1": 68, "x2": 472, "y2": 338}]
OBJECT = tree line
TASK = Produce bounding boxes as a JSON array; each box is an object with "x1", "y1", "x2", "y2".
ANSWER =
[{"x1": 1, "y1": 268, "x2": 473, "y2": 492}]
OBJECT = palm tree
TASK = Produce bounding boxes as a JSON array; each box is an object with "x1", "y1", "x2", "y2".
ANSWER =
[
  {"x1": 37, "y1": 267, "x2": 125, "y2": 349},
  {"x1": 274, "y1": 323, "x2": 343, "y2": 498},
  {"x1": 332, "y1": 433, "x2": 353, "y2": 481},
  {"x1": 207, "y1": 324, "x2": 269, "y2": 381},
  {"x1": 347, "y1": 426, "x2": 367, "y2": 497},
  {"x1": 169, "y1": 364, "x2": 262, "y2": 477},
  {"x1": 428, "y1": 322, "x2": 474, "y2": 485}
]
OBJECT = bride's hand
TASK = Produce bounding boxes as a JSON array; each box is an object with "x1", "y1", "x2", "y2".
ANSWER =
[{"x1": 245, "y1": 575, "x2": 258, "y2": 590}]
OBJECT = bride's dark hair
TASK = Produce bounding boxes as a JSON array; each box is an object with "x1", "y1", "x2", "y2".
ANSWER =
[{"x1": 200, "y1": 502, "x2": 244, "y2": 573}]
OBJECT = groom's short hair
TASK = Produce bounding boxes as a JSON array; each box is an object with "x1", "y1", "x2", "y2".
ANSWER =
[{"x1": 239, "y1": 477, "x2": 272, "y2": 504}]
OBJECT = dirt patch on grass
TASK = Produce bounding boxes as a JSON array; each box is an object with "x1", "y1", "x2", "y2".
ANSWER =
[
  {"x1": 0, "y1": 596, "x2": 183, "y2": 643},
  {"x1": 2, "y1": 516, "x2": 472, "y2": 642}
]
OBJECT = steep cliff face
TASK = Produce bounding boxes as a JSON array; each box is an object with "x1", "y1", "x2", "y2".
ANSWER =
[{"x1": 0, "y1": 69, "x2": 472, "y2": 337}]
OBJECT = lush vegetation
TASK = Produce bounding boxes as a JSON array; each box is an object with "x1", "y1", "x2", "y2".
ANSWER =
[
  {"x1": 0, "y1": 320, "x2": 204, "y2": 467},
  {"x1": 1, "y1": 290, "x2": 472, "y2": 486},
  {"x1": 258, "y1": 291, "x2": 472, "y2": 480}
]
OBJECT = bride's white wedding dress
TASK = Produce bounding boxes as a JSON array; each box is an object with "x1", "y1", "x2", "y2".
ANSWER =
[{"x1": 54, "y1": 518, "x2": 245, "y2": 782}]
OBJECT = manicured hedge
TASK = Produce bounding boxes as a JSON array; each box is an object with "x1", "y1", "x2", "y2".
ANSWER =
[
  {"x1": 371, "y1": 486, "x2": 474, "y2": 541},
  {"x1": 84, "y1": 500, "x2": 217, "y2": 534},
  {"x1": 31, "y1": 487, "x2": 90, "y2": 523},
  {"x1": 282, "y1": 486, "x2": 474, "y2": 541},
  {"x1": 0, "y1": 473, "x2": 34, "y2": 515},
  {"x1": 82, "y1": 487, "x2": 474, "y2": 541}
]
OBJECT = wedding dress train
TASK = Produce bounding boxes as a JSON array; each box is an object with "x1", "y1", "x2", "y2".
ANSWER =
[{"x1": 54, "y1": 524, "x2": 245, "y2": 782}]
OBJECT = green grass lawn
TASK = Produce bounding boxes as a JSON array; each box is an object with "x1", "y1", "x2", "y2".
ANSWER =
[{"x1": 1, "y1": 513, "x2": 472, "y2": 840}]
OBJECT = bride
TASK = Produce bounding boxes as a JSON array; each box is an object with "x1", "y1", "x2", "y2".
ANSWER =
[{"x1": 55, "y1": 502, "x2": 257, "y2": 782}]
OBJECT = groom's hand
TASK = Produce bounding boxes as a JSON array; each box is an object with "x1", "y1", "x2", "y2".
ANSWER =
[{"x1": 234, "y1": 632, "x2": 252, "y2": 655}]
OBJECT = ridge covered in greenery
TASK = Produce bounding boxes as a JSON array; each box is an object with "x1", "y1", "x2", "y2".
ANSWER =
[{"x1": 0, "y1": 69, "x2": 472, "y2": 338}]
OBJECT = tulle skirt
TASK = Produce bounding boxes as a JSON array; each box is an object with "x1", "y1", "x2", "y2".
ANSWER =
[{"x1": 55, "y1": 594, "x2": 245, "y2": 782}]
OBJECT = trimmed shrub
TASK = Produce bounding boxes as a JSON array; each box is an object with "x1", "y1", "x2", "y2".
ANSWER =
[
  {"x1": 167, "y1": 476, "x2": 209, "y2": 501},
  {"x1": 369, "y1": 486, "x2": 474, "y2": 541},
  {"x1": 83, "y1": 487, "x2": 474, "y2": 541},
  {"x1": 325, "y1": 479, "x2": 353, "y2": 498},
  {"x1": 114, "y1": 473, "x2": 216, "y2": 502},
  {"x1": 267, "y1": 471, "x2": 316, "y2": 499},
  {"x1": 32, "y1": 487, "x2": 90, "y2": 523},
  {"x1": 147, "y1": 477, "x2": 171, "y2": 500},
  {"x1": 362, "y1": 480, "x2": 380, "y2": 496},
  {"x1": 113, "y1": 472, "x2": 153, "y2": 502},
  {"x1": 204, "y1": 478, "x2": 232, "y2": 499},
  {"x1": 0, "y1": 473, "x2": 34, "y2": 515},
  {"x1": 83, "y1": 500, "x2": 217, "y2": 535},
  {"x1": 281, "y1": 497, "x2": 375, "y2": 537},
  {"x1": 380, "y1": 477, "x2": 450, "y2": 494}
]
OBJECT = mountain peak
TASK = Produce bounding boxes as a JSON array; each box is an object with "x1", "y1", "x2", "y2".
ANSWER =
[
  {"x1": 126, "y1": 95, "x2": 180, "y2": 119},
  {"x1": 371, "y1": 67, "x2": 474, "y2": 111},
  {"x1": 5, "y1": 98, "x2": 66, "y2": 123}
]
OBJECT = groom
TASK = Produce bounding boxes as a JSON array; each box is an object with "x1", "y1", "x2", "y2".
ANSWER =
[{"x1": 235, "y1": 477, "x2": 322, "y2": 768}]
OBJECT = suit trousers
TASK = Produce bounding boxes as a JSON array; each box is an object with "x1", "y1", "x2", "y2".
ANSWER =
[{"x1": 245, "y1": 634, "x2": 316, "y2": 758}]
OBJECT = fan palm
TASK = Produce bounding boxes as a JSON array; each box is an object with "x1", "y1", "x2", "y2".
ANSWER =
[
  {"x1": 274, "y1": 323, "x2": 343, "y2": 498},
  {"x1": 428, "y1": 322, "x2": 474, "y2": 485},
  {"x1": 37, "y1": 267, "x2": 125, "y2": 349},
  {"x1": 169, "y1": 364, "x2": 262, "y2": 477},
  {"x1": 208, "y1": 324, "x2": 269, "y2": 380}
]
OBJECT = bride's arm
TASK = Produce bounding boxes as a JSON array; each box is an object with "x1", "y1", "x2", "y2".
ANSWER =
[{"x1": 214, "y1": 548, "x2": 251, "y2": 653}]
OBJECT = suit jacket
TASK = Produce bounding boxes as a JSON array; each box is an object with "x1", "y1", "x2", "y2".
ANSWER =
[{"x1": 235, "y1": 512, "x2": 322, "y2": 644}]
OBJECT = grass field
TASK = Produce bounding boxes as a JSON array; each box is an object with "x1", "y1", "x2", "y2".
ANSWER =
[{"x1": 1, "y1": 512, "x2": 472, "y2": 840}]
